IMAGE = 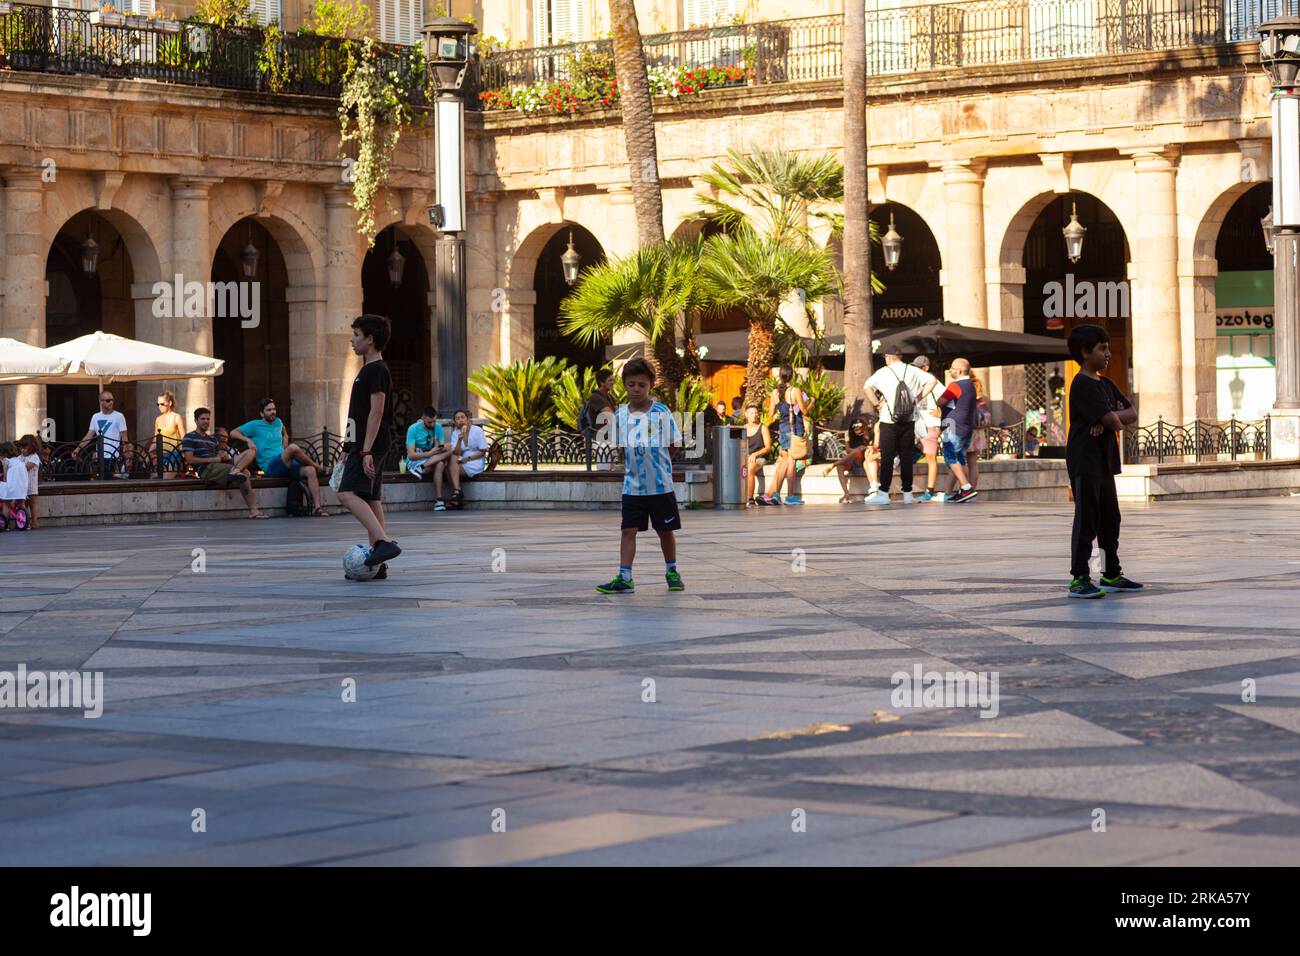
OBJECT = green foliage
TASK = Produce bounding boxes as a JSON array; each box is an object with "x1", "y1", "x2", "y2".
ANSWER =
[
  {"x1": 553, "y1": 366, "x2": 625, "y2": 431},
  {"x1": 467, "y1": 357, "x2": 570, "y2": 434},
  {"x1": 559, "y1": 242, "x2": 690, "y2": 349},
  {"x1": 258, "y1": 23, "x2": 291, "y2": 92},
  {"x1": 191, "y1": 0, "x2": 255, "y2": 28},
  {"x1": 688, "y1": 146, "x2": 843, "y2": 247},
  {"x1": 338, "y1": 37, "x2": 420, "y2": 238},
  {"x1": 300, "y1": 0, "x2": 373, "y2": 39},
  {"x1": 656, "y1": 375, "x2": 714, "y2": 416},
  {"x1": 698, "y1": 232, "x2": 836, "y2": 320}
]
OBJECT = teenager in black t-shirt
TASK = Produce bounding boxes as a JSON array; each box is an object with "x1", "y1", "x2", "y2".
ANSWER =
[
  {"x1": 1065, "y1": 324, "x2": 1143, "y2": 599},
  {"x1": 337, "y1": 314, "x2": 401, "y2": 573}
]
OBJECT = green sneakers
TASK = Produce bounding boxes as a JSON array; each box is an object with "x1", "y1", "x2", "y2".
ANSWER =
[
  {"x1": 1099, "y1": 574, "x2": 1144, "y2": 593},
  {"x1": 596, "y1": 576, "x2": 634, "y2": 594},
  {"x1": 666, "y1": 570, "x2": 685, "y2": 591},
  {"x1": 1068, "y1": 576, "x2": 1105, "y2": 599}
]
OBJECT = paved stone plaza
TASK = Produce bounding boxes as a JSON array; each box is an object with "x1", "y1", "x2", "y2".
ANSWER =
[{"x1": 1, "y1": 498, "x2": 1299, "y2": 866}]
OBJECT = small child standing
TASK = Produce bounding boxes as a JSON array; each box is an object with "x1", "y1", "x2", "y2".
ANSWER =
[
  {"x1": 596, "y1": 358, "x2": 684, "y2": 594},
  {"x1": 1066, "y1": 324, "x2": 1143, "y2": 599},
  {"x1": 19, "y1": 434, "x2": 42, "y2": 528},
  {"x1": 0, "y1": 441, "x2": 33, "y2": 528}
]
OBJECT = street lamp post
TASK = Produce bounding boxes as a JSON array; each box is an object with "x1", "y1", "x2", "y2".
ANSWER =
[
  {"x1": 1260, "y1": 19, "x2": 1300, "y2": 434},
  {"x1": 422, "y1": 16, "x2": 476, "y2": 413}
]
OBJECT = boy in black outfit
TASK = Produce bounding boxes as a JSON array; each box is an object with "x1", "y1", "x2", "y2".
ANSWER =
[
  {"x1": 1066, "y1": 324, "x2": 1143, "y2": 599},
  {"x1": 337, "y1": 314, "x2": 400, "y2": 575}
]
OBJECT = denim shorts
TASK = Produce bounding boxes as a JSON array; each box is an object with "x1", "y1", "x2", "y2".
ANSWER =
[
  {"x1": 263, "y1": 456, "x2": 301, "y2": 480},
  {"x1": 941, "y1": 431, "x2": 971, "y2": 467}
]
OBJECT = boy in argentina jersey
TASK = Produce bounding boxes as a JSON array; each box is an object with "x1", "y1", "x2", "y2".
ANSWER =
[{"x1": 595, "y1": 357, "x2": 685, "y2": 594}]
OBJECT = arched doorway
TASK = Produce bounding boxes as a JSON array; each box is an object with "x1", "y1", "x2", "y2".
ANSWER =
[
  {"x1": 44, "y1": 211, "x2": 137, "y2": 443},
  {"x1": 362, "y1": 225, "x2": 432, "y2": 436},
  {"x1": 870, "y1": 203, "x2": 943, "y2": 333},
  {"x1": 533, "y1": 224, "x2": 605, "y2": 368},
  {"x1": 1019, "y1": 193, "x2": 1131, "y2": 449},
  {"x1": 211, "y1": 218, "x2": 292, "y2": 433},
  {"x1": 1213, "y1": 183, "x2": 1273, "y2": 419}
]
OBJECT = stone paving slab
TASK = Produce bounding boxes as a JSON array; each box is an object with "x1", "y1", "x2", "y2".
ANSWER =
[{"x1": 1, "y1": 499, "x2": 1299, "y2": 865}]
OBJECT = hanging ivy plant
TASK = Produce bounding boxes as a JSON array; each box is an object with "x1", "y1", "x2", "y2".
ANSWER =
[{"x1": 338, "y1": 37, "x2": 426, "y2": 239}]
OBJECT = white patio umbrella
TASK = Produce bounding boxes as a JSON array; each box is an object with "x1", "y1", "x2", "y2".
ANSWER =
[
  {"x1": 32, "y1": 331, "x2": 225, "y2": 389},
  {"x1": 0, "y1": 337, "x2": 71, "y2": 436}
]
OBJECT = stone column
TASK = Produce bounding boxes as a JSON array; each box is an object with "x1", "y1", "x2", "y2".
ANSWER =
[
  {"x1": 1127, "y1": 147, "x2": 1183, "y2": 424},
  {"x1": 1178, "y1": 256, "x2": 1218, "y2": 420},
  {"x1": 169, "y1": 177, "x2": 219, "y2": 418},
  {"x1": 986, "y1": 264, "x2": 1027, "y2": 417},
  {"x1": 936, "y1": 159, "x2": 988, "y2": 329},
  {"x1": 465, "y1": 192, "x2": 500, "y2": 406},
  {"x1": 310, "y1": 185, "x2": 363, "y2": 434},
  {"x1": 2, "y1": 167, "x2": 47, "y2": 437}
]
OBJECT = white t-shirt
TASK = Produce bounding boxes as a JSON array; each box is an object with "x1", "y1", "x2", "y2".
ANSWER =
[
  {"x1": 452, "y1": 424, "x2": 490, "y2": 478},
  {"x1": 866, "y1": 363, "x2": 940, "y2": 425},
  {"x1": 88, "y1": 410, "x2": 129, "y2": 454},
  {"x1": 2, "y1": 456, "x2": 30, "y2": 501}
]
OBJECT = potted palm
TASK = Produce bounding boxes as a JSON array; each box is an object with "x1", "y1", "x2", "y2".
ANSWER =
[{"x1": 90, "y1": 3, "x2": 126, "y2": 27}]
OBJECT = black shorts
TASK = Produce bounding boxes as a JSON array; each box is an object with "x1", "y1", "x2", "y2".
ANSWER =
[
  {"x1": 338, "y1": 450, "x2": 383, "y2": 501},
  {"x1": 621, "y1": 492, "x2": 681, "y2": 532}
]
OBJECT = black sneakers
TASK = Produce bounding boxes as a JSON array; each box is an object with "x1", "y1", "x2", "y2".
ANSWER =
[
  {"x1": 950, "y1": 488, "x2": 979, "y2": 504},
  {"x1": 366, "y1": 540, "x2": 401, "y2": 567}
]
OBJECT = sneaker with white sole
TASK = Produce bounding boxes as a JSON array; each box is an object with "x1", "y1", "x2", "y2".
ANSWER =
[
  {"x1": 862, "y1": 491, "x2": 890, "y2": 505},
  {"x1": 902, "y1": 492, "x2": 915, "y2": 504}
]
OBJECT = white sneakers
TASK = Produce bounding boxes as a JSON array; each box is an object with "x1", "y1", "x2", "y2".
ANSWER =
[
  {"x1": 862, "y1": 491, "x2": 890, "y2": 505},
  {"x1": 902, "y1": 492, "x2": 915, "y2": 504}
]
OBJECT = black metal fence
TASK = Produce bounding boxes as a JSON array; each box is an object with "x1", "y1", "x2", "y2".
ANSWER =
[
  {"x1": 0, "y1": 4, "x2": 426, "y2": 100},
  {"x1": 481, "y1": 0, "x2": 1272, "y2": 101},
  {"x1": 1123, "y1": 417, "x2": 1272, "y2": 463}
]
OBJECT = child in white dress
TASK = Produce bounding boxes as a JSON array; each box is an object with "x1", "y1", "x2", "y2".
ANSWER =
[{"x1": 0, "y1": 441, "x2": 33, "y2": 528}]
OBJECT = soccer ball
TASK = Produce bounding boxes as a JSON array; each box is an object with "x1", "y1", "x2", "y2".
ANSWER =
[{"x1": 343, "y1": 543, "x2": 378, "y2": 581}]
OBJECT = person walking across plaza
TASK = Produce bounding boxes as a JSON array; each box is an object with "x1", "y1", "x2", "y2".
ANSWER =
[
  {"x1": 759, "y1": 365, "x2": 809, "y2": 506},
  {"x1": 863, "y1": 351, "x2": 938, "y2": 505},
  {"x1": 935, "y1": 358, "x2": 980, "y2": 504},
  {"x1": 967, "y1": 371, "x2": 992, "y2": 489},
  {"x1": 336, "y1": 314, "x2": 400, "y2": 573},
  {"x1": 910, "y1": 356, "x2": 944, "y2": 501},
  {"x1": 596, "y1": 358, "x2": 684, "y2": 593},
  {"x1": 1065, "y1": 324, "x2": 1143, "y2": 599}
]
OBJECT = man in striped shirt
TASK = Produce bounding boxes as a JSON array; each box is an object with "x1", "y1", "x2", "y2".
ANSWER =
[{"x1": 596, "y1": 358, "x2": 685, "y2": 594}]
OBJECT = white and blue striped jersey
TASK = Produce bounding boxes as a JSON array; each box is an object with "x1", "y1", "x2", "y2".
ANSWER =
[{"x1": 615, "y1": 401, "x2": 681, "y2": 496}]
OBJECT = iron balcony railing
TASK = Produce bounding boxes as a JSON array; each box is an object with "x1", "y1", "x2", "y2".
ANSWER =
[
  {"x1": 481, "y1": 0, "x2": 1291, "y2": 99},
  {"x1": 0, "y1": 3, "x2": 435, "y2": 101},
  {"x1": 1123, "y1": 416, "x2": 1272, "y2": 463}
]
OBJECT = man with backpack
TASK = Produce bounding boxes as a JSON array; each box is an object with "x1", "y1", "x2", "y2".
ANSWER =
[
  {"x1": 935, "y1": 357, "x2": 981, "y2": 503},
  {"x1": 862, "y1": 351, "x2": 941, "y2": 505}
]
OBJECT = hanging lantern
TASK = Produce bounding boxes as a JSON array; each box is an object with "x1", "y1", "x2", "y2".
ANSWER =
[
  {"x1": 79, "y1": 229, "x2": 99, "y2": 276},
  {"x1": 1262, "y1": 205, "x2": 1277, "y2": 255},
  {"x1": 1062, "y1": 201, "x2": 1086, "y2": 263},
  {"x1": 881, "y1": 211, "x2": 903, "y2": 271},
  {"x1": 561, "y1": 231, "x2": 581, "y2": 286},
  {"x1": 240, "y1": 239, "x2": 260, "y2": 279},
  {"x1": 387, "y1": 240, "x2": 406, "y2": 289}
]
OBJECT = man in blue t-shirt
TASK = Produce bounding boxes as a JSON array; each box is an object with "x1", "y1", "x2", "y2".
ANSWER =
[
  {"x1": 404, "y1": 406, "x2": 450, "y2": 480},
  {"x1": 231, "y1": 397, "x2": 327, "y2": 515}
]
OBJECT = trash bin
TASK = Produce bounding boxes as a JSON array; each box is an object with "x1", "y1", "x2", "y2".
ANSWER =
[{"x1": 712, "y1": 425, "x2": 744, "y2": 508}]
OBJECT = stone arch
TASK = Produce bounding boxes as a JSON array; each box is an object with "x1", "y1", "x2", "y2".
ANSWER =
[{"x1": 43, "y1": 201, "x2": 166, "y2": 439}]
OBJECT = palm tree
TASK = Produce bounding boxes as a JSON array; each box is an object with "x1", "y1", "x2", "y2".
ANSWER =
[
  {"x1": 842, "y1": 0, "x2": 873, "y2": 420},
  {"x1": 699, "y1": 233, "x2": 837, "y2": 408},
  {"x1": 558, "y1": 241, "x2": 708, "y2": 395},
  {"x1": 608, "y1": 0, "x2": 664, "y2": 249},
  {"x1": 688, "y1": 146, "x2": 844, "y2": 247}
]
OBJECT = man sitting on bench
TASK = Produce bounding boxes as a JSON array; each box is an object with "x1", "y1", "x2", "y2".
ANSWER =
[
  {"x1": 183, "y1": 408, "x2": 267, "y2": 519},
  {"x1": 231, "y1": 397, "x2": 328, "y2": 517}
]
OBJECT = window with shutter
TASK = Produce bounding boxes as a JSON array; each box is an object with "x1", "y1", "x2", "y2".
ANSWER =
[
  {"x1": 246, "y1": 0, "x2": 281, "y2": 28},
  {"x1": 124, "y1": 0, "x2": 157, "y2": 14},
  {"x1": 551, "y1": 0, "x2": 586, "y2": 43}
]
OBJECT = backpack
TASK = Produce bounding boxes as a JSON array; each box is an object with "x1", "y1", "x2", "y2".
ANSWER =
[
  {"x1": 890, "y1": 366, "x2": 916, "y2": 423},
  {"x1": 285, "y1": 476, "x2": 313, "y2": 517}
]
